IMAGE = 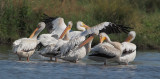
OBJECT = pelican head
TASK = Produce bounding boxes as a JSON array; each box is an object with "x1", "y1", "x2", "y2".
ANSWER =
[
  {"x1": 29, "y1": 22, "x2": 46, "y2": 38},
  {"x1": 56, "y1": 17, "x2": 65, "y2": 25},
  {"x1": 59, "y1": 21, "x2": 73, "y2": 39},
  {"x1": 38, "y1": 22, "x2": 46, "y2": 30},
  {"x1": 99, "y1": 33, "x2": 111, "y2": 43},
  {"x1": 125, "y1": 31, "x2": 136, "y2": 42},
  {"x1": 68, "y1": 21, "x2": 73, "y2": 29},
  {"x1": 77, "y1": 21, "x2": 90, "y2": 31}
]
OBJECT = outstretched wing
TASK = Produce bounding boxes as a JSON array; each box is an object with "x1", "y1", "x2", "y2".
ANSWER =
[
  {"x1": 81, "y1": 22, "x2": 133, "y2": 36},
  {"x1": 43, "y1": 17, "x2": 58, "y2": 33},
  {"x1": 43, "y1": 17, "x2": 67, "y2": 37},
  {"x1": 99, "y1": 23, "x2": 133, "y2": 34}
]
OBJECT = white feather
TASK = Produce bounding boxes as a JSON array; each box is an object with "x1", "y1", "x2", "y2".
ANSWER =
[
  {"x1": 90, "y1": 42, "x2": 121, "y2": 57},
  {"x1": 38, "y1": 34, "x2": 58, "y2": 46},
  {"x1": 16, "y1": 38, "x2": 38, "y2": 52},
  {"x1": 12, "y1": 38, "x2": 27, "y2": 53},
  {"x1": 50, "y1": 17, "x2": 67, "y2": 37},
  {"x1": 118, "y1": 42, "x2": 136, "y2": 64}
]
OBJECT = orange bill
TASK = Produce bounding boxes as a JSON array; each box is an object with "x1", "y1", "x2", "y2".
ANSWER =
[
  {"x1": 125, "y1": 35, "x2": 132, "y2": 42},
  {"x1": 59, "y1": 26, "x2": 71, "y2": 39},
  {"x1": 29, "y1": 27, "x2": 39, "y2": 38},
  {"x1": 81, "y1": 23, "x2": 90, "y2": 29},
  {"x1": 100, "y1": 36, "x2": 106, "y2": 43},
  {"x1": 79, "y1": 35, "x2": 94, "y2": 48}
]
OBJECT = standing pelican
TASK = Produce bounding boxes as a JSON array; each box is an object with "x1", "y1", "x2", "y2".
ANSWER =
[
  {"x1": 88, "y1": 33, "x2": 123, "y2": 65},
  {"x1": 118, "y1": 31, "x2": 136, "y2": 65},
  {"x1": 12, "y1": 22, "x2": 45, "y2": 61}
]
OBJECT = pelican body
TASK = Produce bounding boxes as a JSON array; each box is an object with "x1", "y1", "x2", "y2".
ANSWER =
[
  {"x1": 118, "y1": 31, "x2": 136, "y2": 65},
  {"x1": 88, "y1": 33, "x2": 123, "y2": 65}
]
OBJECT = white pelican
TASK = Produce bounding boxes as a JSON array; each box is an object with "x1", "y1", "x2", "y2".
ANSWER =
[
  {"x1": 118, "y1": 31, "x2": 136, "y2": 65},
  {"x1": 88, "y1": 33, "x2": 123, "y2": 65},
  {"x1": 39, "y1": 21, "x2": 73, "y2": 61},
  {"x1": 54, "y1": 22, "x2": 132, "y2": 63},
  {"x1": 12, "y1": 22, "x2": 45, "y2": 61}
]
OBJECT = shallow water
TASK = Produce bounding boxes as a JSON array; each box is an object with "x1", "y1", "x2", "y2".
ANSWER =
[{"x1": 0, "y1": 45, "x2": 160, "y2": 79}]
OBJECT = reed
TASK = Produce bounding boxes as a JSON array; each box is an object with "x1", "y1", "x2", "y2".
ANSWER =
[{"x1": 0, "y1": 0, "x2": 160, "y2": 49}]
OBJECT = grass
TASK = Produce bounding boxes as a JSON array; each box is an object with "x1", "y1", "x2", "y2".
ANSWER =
[{"x1": 0, "y1": 0, "x2": 160, "y2": 50}]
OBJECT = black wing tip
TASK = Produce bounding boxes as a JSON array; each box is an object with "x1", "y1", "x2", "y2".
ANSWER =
[
  {"x1": 100, "y1": 22, "x2": 134, "y2": 34},
  {"x1": 42, "y1": 14, "x2": 59, "y2": 24}
]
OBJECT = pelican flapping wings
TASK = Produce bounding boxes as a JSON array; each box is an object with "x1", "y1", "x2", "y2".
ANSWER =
[{"x1": 53, "y1": 22, "x2": 132, "y2": 63}]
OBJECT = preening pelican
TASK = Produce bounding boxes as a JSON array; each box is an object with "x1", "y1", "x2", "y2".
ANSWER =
[
  {"x1": 12, "y1": 22, "x2": 45, "y2": 61},
  {"x1": 39, "y1": 21, "x2": 90, "y2": 61},
  {"x1": 88, "y1": 33, "x2": 123, "y2": 65},
  {"x1": 54, "y1": 22, "x2": 132, "y2": 63},
  {"x1": 39, "y1": 21, "x2": 73, "y2": 61},
  {"x1": 118, "y1": 31, "x2": 136, "y2": 65},
  {"x1": 38, "y1": 19, "x2": 89, "y2": 48}
]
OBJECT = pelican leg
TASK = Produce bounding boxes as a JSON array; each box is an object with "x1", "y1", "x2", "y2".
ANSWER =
[
  {"x1": 19, "y1": 57, "x2": 21, "y2": 61},
  {"x1": 104, "y1": 62, "x2": 107, "y2": 66},
  {"x1": 50, "y1": 57, "x2": 52, "y2": 61},
  {"x1": 55, "y1": 57, "x2": 58, "y2": 62},
  {"x1": 104, "y1": 60, "x2": 107, "y2": 66},
  {"x1": 74, "y1": 61, "x2": 77, "y2": 63},
  {"x1": 27, "y1": 57, "x2": 29, "y2": 62}
]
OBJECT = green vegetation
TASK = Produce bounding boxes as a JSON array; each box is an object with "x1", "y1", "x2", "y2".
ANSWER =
[{"x1": 0, "y1": 0, "x2": 160, "y2": 50}]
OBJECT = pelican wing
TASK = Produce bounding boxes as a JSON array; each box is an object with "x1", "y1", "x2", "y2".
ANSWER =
[
  {"x1": 122, "y1": 42, "x2": 136, "y2": 56},
  {"x1": 38, "y1": 34, "x2": 58, "y2": 46},
  {"x1": 17, "y1": 38, "x2": 38, "y2": 52},
  {"x1": 90, "y1": 42, "x2": 121, "y2": 58},
  {"x1": 81, "y1": 22, "x2": 132, "y2": 36},
  {"x1": 68, "y1": 31, "x2": 82, "y2": 39},
  {"x1": 12, "y1": 38, "x2": 28, "y2": 53},
  {"x1": 43, "y1": 17, "x2": 58, "y2": 33},
  {"x1": 43, "y1": 17, "x2": 67, "y2": 37},
  {"x1": 40, "y1": 44, "x2": 55, "y2": 54},
  {"x1": 60, "y1": 36, "x2": 86, "y2": 56}
]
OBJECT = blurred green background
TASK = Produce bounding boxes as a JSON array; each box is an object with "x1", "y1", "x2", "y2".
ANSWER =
[{"x1": 0, "y1": 0, "x2": 160, "y2": 50}]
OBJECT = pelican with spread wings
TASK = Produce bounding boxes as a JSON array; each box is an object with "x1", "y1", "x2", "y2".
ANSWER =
[{"x1": 54, "y1": 22, "x2": 132, "y2": 63}]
